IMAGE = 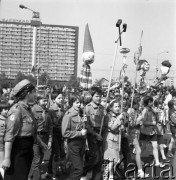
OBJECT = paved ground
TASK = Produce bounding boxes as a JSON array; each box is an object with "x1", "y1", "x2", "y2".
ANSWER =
[{"x1": 40, "y1": 133, "x2": 175, "y2": 180}]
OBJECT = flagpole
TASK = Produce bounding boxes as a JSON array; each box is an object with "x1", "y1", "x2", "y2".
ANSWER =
[
  {"x1": 99, "y1": 23, "x2": 127, "y2": 136},
  {"x1": 106, "y1": 40, "x2": 119, "y2": 100},
  {"x1": 106, "y1": 29, "x2": 126, "y2": 100},
  {"x1": 119, "y1": 48, "x2": 130, "y2": 152},
  {"x1": 130, "y1": 30, "x2": 143, "y2": 110}
]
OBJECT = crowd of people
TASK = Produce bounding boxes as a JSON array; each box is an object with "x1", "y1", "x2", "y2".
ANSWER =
[{"x1": 0, "y1": 79, "x2": 176, "y2": 180}]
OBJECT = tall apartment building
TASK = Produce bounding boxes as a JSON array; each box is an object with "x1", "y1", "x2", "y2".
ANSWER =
[{"x1": 0, "y1": 19, "x2": 78, "y2": 82}]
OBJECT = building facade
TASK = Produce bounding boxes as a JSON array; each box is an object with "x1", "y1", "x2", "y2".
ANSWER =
[{"x1": 0, "y1": 19, "x2": 78, "y2": 82}]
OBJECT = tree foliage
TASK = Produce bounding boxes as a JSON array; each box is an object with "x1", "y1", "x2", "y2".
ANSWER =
[
  {"x1": 38, "y1": 72, "x2": 52, "y2": 86},
  {"x1": 14, "y1": 72, "x2": 36, "y2": 86},
  {"x1": 14, "y1": 71, "x2": 52, "y2": 87},
  {"x1": 66, "y1": 75, "x2": 80, "y2": 88},
  {"x1": 0, "y1": 72, "x2": 10, "y2": 89}
]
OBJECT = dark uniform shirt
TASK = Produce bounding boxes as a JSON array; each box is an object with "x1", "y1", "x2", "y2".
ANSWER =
[
  {"x1": 49, "y1": 103, "x2": 64, "y2": 128},
  {"x1": 4, "y1": 101, "x2": 36, "y2": 142},
  {"x1": 32, "y1": 104, "x2": 53, "y2": 142},
  {"x1": 141, "y1": 107, "x2": 157, "y2": 135},
  {"x1": 62, "y1": 107, "x2": 84, "y2": 139},
  {"x1": 86, "y1": 101, "x2": 104, "y2": 135}
]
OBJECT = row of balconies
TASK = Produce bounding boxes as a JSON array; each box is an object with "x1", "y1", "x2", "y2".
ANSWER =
[
  {"x1": 41, "y1": 64, "x2": 74, "y2": 68},
  {"x1": 40, "y1": 26, "x2": 76, "y2": 32},
  {"x1": 0, "y1": 24, "x2": 76, "y2": 32},
  {"x1": 0, "y1": 58, "x2": 75, "y2": 65},
  {"x1": 39, "y1": 48, "x2": 75, "y2": 53},
  {"x1": 40, "y1": 57, "x2": 75, "y2": 61},
  {"x1": 39, "y1": 39, "x2": 75, "y2": 43},
  {"x1": 0, "y1": 31, "x2": 32, "y2": 34},
  {"x1": 0, "y1": 57, "x2": 75, "y2": 63},
  {"x1": 0, "y1": 39, "x2": 76, "y2": 46},
  {"x1": 40, "y1": 35, "x2": 76, "y2": 40},
  {"x1": 0, "y1": 52, "x2": 75, "y2": 57},
  {"x1": 41, "y1": 55, "x2": 75, "y2": 59},
  {"x1": 0, "y1": 40, "x2": 32, "y2": 44},
  {"x1": 42, "y1": 45, "x2": 75, "y2": 50},
  {"x1": 0, "y1": 25, "x2": 31, "y2": 28},
  {"x1": 0, "y1": 26, "x2": 23, "y2": 28},
  {"x1": 39, "y1": 54, "x2": 75, "y2": 58},
  {"x1": 38, "y1": 51, "x2": 75, "y2": 54},
  {"x1": 0, "y1": 33, "x2": 32, "y2": 37},
  {"x1": 39, "y1": 32, "x2": 76, "y2": 37},
  {"x1": 0, "y1": 50, "x2": 32, "y2": 54},
  {"x1": 0, "y1": 29, "x2": 32, "y2": 33},
  {"x1": 0, "y1": 26, "x2": 75, "y2": 34}
]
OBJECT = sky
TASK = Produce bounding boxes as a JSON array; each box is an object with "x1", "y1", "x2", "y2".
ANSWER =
[{"x1": 0, "y1": 0, "x2": 175, "y2": 85}]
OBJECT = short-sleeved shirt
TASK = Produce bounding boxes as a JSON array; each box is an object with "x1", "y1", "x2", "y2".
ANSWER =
[
  {"x1": 4, "y1": 101, "x2": 35, "y2": 142},
  {"x1": 86, "y1": 101, "x2": 104, "y2": 129},
  {"x1": 141, "y1": 107, "x2": 157, "y2": 135}
]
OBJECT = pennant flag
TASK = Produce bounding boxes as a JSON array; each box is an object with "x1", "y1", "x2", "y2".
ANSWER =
[
  {"x1": 80, "y1": 63, "x2": 92, "y2": 89},
  {"x1": 119, "y1": 64, "x2": 127, "y2": 82},
  {"x1": 83, "y1": 24, "x2": 94, "y2": 54},
  {"x1": 134, "y1": 31, "x2": 143, "y2": 65}
]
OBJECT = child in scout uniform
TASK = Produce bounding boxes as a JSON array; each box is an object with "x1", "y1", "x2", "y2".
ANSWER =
[
  {"x1": 28, "y1": 92, "x2": 53, "y2": 180},
  {"x1": 153, "y1": 100, "x2": 170, "y2": 163},
  {"x1": 128, "y1": 101, "x2": 149, "y2": 178},
  {"x1": 140, "y1": 96, "x2": 165, "y2": 167},
  {"x1": 46, "y1": 92, "x2": 65, "y2": 180},
  {"x1": 83, "y1": 86, "x2": 104, "y2": 180},
  {"x1": 62, "y1": 94, "x2": 87, "y2": 180},
  {"x1": 0, "y1": 102, "x2": 9, "y2": 168}
]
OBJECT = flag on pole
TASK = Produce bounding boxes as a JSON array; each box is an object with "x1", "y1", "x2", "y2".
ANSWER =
[
  {"x1": 134, "y1": 30, "x2": 143, "y2": 65},
  {"x1": 80, "y1": 23, "x2": 94, "y2": 89},
  {"x1": 119, "y1": 64, "x2": 127, "y2": 82},
  {"x1": 80, "y1": 63, "x2": 92, "y2": 89}
]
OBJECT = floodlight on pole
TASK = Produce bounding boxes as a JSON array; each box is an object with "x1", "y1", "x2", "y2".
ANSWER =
[{"x1": 19, "y1": 4, "x2": 42, "y2": 88}]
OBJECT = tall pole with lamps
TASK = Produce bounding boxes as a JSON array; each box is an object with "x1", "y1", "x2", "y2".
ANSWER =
[{"x1": 19, "y1": 5, "x2": 42, "y2": 89}]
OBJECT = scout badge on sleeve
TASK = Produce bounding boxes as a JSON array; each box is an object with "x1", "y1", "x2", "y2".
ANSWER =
[{"x1": 9, "y1": 114, "x2": 16, "y2": 121}]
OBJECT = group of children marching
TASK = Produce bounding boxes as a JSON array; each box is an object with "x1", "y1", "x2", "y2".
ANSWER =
[{"x1": 0, "y1": 85, "x2": 176, "y2": 180}]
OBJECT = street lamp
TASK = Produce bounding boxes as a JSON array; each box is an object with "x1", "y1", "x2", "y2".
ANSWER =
[
  {"x1": 19, "y1": 4, "x2": 42, "y2": 88},
  {"x1": 156, "y1": 51, "x2": 169, "y2": 77}
]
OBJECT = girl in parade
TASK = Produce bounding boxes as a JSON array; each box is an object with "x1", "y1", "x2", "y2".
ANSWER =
[
  {"x1": 103, "y1": 99, "x2": 124, "y2": 179},
  {"x1": 46, "y1": 92, "x2": 65, "y2": 180},
  {"x1": 62, "y1": 94, "x2": 87, "y2": 180}
]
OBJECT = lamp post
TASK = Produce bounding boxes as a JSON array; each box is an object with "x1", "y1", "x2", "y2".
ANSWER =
[
  {"x1": 19, "y1": 4, "x2": 42, "y2": 89},
  {"x1": 156, "y1": 51, "x2": 169, "y2": 77}
]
